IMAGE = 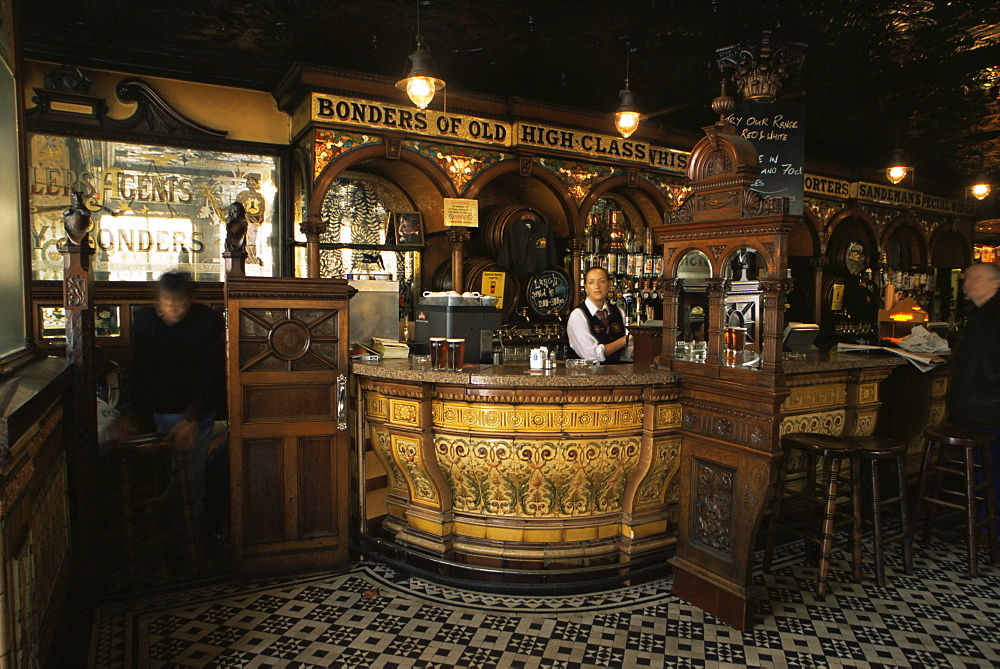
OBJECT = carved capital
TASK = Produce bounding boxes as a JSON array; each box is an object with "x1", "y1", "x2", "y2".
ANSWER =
[
  {"x1": 447, "y1": 228, "x2": 471, "y2": 245},
  {"x1": 706, "y1": 278, "x2": 729, "y2": 297},
  {"x1": 300, "y1": 215, "x2": 326, "y2": 238}
]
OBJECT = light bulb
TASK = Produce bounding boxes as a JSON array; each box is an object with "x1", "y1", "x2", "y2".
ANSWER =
[
  {"x1": 405, "y1": 76, "x2": 436, "y2": 109},
  {"x1": 615, "y1": 111, "x2": 640, "y2": 138}
]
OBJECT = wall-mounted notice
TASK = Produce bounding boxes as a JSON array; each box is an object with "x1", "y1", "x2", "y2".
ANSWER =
[
  {"x1": 444, "y1": 197, "x2": 479, "y2": 227},
  {"x1": 726, "y1": 103, "x2": 804, "y2": 215}
]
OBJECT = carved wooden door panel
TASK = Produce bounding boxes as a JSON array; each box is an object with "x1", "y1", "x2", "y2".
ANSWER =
[{"x1": 226, "y1": 278, "x2": 353, "y2": 575}]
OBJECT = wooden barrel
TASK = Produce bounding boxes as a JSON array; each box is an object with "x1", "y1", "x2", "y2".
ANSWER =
[
  {"x1": 432, "y1": 256, "x2": 522, "y2": 317},
  {"x1": 471, "y1": 205, "x2": 544, "y2": 259}
]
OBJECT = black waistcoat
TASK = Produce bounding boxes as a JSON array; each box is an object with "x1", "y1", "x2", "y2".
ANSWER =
[{"x1": 571, "y1": 301, "x2": 626, "y2": 364}]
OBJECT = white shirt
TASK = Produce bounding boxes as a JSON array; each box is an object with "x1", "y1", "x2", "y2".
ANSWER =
[{"x1": 566, "y1": 298, "x2": 630, "y2": 362}]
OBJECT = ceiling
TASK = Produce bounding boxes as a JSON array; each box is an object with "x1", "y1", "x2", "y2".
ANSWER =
[{"x1": 19, "y1": 0, "x2": 1000, "y2": 202}]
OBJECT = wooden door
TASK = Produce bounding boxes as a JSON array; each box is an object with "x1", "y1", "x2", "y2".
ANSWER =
[{"x1": 226, "y1": 277, "x2": 354, "y2": 575}]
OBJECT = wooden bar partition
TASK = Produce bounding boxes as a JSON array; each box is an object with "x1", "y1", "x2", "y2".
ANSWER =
[{"x1": 226, "y1": 277, "x2": 355, "y2": 575}]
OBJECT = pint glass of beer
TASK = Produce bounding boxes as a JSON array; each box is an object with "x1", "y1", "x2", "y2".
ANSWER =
[
  {"x1": 446, "y1": 338, "x2": 466, "y2": 370},
  {"x1": 430, "y1": 338, "x2": 447, "y2": 370}
]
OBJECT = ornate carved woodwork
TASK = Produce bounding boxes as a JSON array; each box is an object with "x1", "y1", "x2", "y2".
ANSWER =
[
  {"x1": 226, "y1": 277, "x2": 355, "y2": 575},
  {"x1": 59, "y1": 194, "x2": 100, "y2": 573}
]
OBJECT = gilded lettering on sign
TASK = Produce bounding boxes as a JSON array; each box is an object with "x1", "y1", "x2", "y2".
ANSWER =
[{"x1": 309, "y1": 94, "x2": 689, "y2": 173}]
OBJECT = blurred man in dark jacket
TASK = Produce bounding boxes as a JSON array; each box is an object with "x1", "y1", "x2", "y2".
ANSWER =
[
  {"x1": 949, "y1": 262, "x2": 1000, "y2": 530},
  {"x1": 128, "y1": 271, "x2": 225, "y2": 533}
]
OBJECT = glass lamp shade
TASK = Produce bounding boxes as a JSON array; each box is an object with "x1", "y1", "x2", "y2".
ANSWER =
[
  {"x1": 972, "y1": 182, "x2": 992, "y2": 200},
  {"x1": 614, "y1": 88, "x2": 640, "y2": 138},
  {"x1": 396, "y1": 45, "x2": 445, "y2": 109}
]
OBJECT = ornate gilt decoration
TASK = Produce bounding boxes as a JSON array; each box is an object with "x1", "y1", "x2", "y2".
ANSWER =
[
  {"x1": 434, "y1": 435, "x2": 640, "y2": 517},
  {"x1": 637, "y1": 438, "x2": 680, "y2": 506},
  {"x1": 781, "y1": 384, "x2": 847, "y2": 412},
  {"x1": 314, "y1": 129, "x2": 377, "y2": 177},
  {"x1": 370, "y1": 426, "x2": 407, "y2": 492},
  {"x1": 655, "y1": 405, "x2": 682, "y2": 429},
  {"x1": 536, "y1": 158, "x2": 616, "y2": 205},
  {"x1": 779, "y1": 410, "x2": 846, "y2": 436},
  {"x1": 389, "y1": 399, "x2": 420, "y2": 426},
  {"x1": 694, "y1": 459, "x2": 735, "y2": 554},
  {"x1": 408, "y1": 141, "x2": 507, "y2": 192},
  {"x1": 433, "y1": 401, "x2": 643, "y2": 434},
  {"x1": 394, "y1": 436, "x2": 439, "y2": 505}
]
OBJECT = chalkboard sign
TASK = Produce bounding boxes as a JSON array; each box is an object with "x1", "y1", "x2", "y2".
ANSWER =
[
  {"x1": 726, "y1": 103, "x2": 804, "y2": 215},
  {"x1": 527, "y1": 268, "x2": 571, "y2": 316}
]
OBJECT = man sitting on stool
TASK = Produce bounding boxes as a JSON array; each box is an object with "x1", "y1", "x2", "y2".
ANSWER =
[
  {"x1": 126, "y1": 271, "x2": 225, "y2": 539},
  {"x1": 566, "y1": 266, "x2": 631, "y2": 364}
]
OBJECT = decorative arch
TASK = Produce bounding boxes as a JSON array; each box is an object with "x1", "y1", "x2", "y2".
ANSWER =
[
  {"x1": 826, "y1": 205, "x2": 878, "y2": 248},
  {"x1": 685, "y1": 124, "x2": 760, "y2": 183},
  {"x1": 881, "y1": 213, "x2": 930, "y2": 268},
  {"x1": 578, "y1": 174, "x2": 670, "y2": 230},
  {"x1": 462, "y1": 159, "x2": 580, "y2": 238},
  {"x1": 308, "y1": 143, "x2": 458, "y2": 220},
  {"x1": 791, "y1": 207, "x2": 823, "y2": 257},
  {"x1": 929, "y1": 224, "x2": 973, "y2": 268}
]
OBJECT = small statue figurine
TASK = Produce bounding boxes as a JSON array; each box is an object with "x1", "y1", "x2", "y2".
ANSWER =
[
  {"x1": 63, "y1": 191, "x2": 94, "y2": 246},
  {"x1": 225, "y1": 201, "x2": 248, "y2": 253}
]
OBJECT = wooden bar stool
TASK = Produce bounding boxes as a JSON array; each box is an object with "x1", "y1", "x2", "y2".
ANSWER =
[
  {"x1": 107, "y1": 434, "x2": 199, "y2": 588},
  {"x1": 763, "y1": 432, "x2": 862, "y2": 596},
  {"x1": 853, "y1": 435, "x2": 913, "y2": 586},
  {"x1": 909, "y1": 425, "x2": 999, "y2": 577}
]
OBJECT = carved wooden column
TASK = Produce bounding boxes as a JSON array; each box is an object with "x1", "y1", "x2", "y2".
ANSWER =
[
  {"x1": 570, "y1": 236, "x2": 586, "y2": 305},
  {"x1": 705, "y1": 278, "x2": 729, "y2": 363},
  {"x1": 448, "y1": 228, "x2": 471, "y2": 292},
  {"x1": 758, "y1": 278, "x2": 788, "y2": 372},
  {"x1": 811, "y1": 256, "x2": 827, "y2": 325},
  {"x1": 660, "y1": 277, "x2": 683, "y2": 358},
  {"x1": 301, "y1": 215, "x2": 326, "y2": 279},
  {"x1": 223, "y1": 201, "x2": 248, "y2": 279},
  {"x1": 60, "y1": 192, "x2": 100, "y2": 567}
]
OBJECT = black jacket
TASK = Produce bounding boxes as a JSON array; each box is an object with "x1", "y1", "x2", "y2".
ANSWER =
[
  {"x1": 496, "y1": 218, "x2": 557, "y2": 276},
  {"x1": 949, "y1": 292, "x2": 1000, "y2": 427},
  {"x1": 131, "y1": 302, "x2": 225, "y2": 419}
]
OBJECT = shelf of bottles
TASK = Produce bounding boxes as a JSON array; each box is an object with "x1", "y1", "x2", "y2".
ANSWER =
[
  {"x1": 571, "y1": 210, "x2": 664, "y2": 327},
  {"x1": 882, "y1": 269, "x2": 933, "y2": 312}
]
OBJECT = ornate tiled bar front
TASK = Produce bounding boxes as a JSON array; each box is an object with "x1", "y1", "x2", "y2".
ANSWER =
[{"x1": 353, "y1": 362, "x2": 682, "y2": 571}]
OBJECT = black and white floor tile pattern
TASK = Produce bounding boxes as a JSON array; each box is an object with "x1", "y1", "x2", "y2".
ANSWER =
[{"x1": 89, "y1": 534, "x2": 1000, "y2": 668}]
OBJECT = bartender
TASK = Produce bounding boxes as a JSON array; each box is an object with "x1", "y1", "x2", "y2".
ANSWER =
[{"x1": 567, "y1": 266, "x2": 631, "y2": 364}]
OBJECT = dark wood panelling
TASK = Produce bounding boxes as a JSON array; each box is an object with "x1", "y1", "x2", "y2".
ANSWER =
[
  {"x1": 297, "y1": 436, "x2": 336, "y2": 538},
  {"x1": 243, "y1": 384, "x2": 334, "y2": 422},
  {"x1": 227, "y1": 277, "x2": 354, "y2": 575},
  {"x1": 243, "y1": 438, "x2": 284, "y2": 544}
]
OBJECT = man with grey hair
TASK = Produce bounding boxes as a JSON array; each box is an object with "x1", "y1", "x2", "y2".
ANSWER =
[{"x1": 949, "y1": 261, "x2": 1000, "y2": 531}]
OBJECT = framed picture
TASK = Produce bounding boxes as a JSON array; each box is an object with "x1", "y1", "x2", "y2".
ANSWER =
[{"x1": 394, "y1": 212, "x2": 424, "y2": 246}]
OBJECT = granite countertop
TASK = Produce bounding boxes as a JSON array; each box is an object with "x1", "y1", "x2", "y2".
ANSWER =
[
  {"x1": 352, "y1": 349, "x2": 916, "y2": 385},
  {"x1": 351, "y1": 359, "x2": 678, "y2": 386},
  {"x1": 779, "y1": 349, "x2": 912, "y2": 374}
]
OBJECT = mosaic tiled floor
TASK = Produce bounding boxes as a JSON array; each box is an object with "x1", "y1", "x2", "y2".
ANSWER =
[{"x1": 89, "y1": 534, "x2": 1000, "y2": 668}]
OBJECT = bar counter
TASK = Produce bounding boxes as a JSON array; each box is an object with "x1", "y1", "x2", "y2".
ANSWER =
[
  {"x1": 353, "y1": 350, "x2": 915, "y2": 584},
  {"x1": 354, "y1": 360, "x2": 682, "y2": 572}
]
